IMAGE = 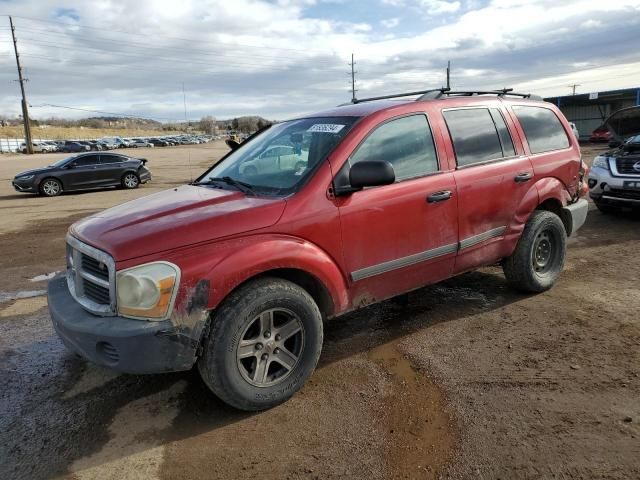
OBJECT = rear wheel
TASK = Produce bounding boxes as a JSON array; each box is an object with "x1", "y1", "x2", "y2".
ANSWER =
[
  {"x1": 121, "y1": 172, "x2": 140, "y2": 189},
  {"x1": 198, "y1": 277, "x2": 323, "y2": 411},
  {"x1": 39, "y1": 178, "x2": 62, "y2": 197},
  {"x1": 503, "y1": 210, "x2": 566, "y2": 293}
]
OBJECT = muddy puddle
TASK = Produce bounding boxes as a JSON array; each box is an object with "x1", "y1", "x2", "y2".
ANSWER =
[{"x1": 368, "y1": 342, "x2": 456, "y2": 479}]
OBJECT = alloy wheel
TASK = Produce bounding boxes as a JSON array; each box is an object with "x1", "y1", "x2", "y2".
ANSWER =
[{"x1": 236, "y1": 308, "x2": 305, "y2": 387}]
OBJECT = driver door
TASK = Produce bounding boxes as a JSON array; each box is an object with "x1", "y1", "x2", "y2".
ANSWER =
[{"x1": 335, "y1": 113, "x2": 459, "y2": 302}]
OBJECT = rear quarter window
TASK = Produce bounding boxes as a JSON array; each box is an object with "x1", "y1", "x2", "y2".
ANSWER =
[{"x1": 512, "y1": 105, "x2": 570, "y2": 154}]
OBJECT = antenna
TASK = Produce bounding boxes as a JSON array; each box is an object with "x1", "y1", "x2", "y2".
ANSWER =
[
  {"x1": 182, "y1": 82, "x2": 193, "y2": 183},
  {"x1": 349, "y1": 53, "x2": 357, "y2": 103}
]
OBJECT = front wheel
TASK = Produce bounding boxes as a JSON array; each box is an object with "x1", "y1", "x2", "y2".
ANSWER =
[
  {"x1": 503, "y1": 210, "x2": 567, "y2": 293},
  {"x1": 121, "y1": 172, "x2": 140, "y2": 189},
  {"x1": 39, "y1": 178, "x2": 63, "y2": 197},
  {"x1": 198, "y1": 278, "x2": 323, "y2": 411}
]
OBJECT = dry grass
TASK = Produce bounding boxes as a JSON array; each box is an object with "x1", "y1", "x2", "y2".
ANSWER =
[{"x1": 0, "y1": 126, "x2": 182, "y2": 140}]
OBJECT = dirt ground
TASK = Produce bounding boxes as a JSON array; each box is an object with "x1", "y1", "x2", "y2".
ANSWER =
[{"x1": 0, "y1": 143, "x2": 638, "y2": 479}]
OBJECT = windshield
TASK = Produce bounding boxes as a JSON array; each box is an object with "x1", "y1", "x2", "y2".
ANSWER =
[
  {"x1": 197, "y1": 116, "x2": 359, "y2": 196},
  {"x1": 49, "y1": 156, "x2": 74, "y2": 167}
]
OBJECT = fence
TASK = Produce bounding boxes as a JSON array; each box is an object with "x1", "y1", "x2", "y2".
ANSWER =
[{"x1": 0, "y1": 137, "x2": 110, "y2": 153}]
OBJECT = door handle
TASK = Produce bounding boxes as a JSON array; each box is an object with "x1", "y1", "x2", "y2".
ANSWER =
[
  {"x1": 427, "y1": 190, "x2": 452, "y2": 203},
  {"x1": 514, "y1": 172, "x2": 533, "y2": 183}
]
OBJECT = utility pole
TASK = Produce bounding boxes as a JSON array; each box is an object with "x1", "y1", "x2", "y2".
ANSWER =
[
  {"x1": 349, "y1": 53, "x2": 357, "y2": 103},
  {"x1": 446, "y1": 61, "x2": 450, "y2": 90},
  {"x1": 569, "y1": 84, "x2": 581, "y2": 96},
  {"x1": 9, "y1": 16, "x2": 33, "y2": 154}
]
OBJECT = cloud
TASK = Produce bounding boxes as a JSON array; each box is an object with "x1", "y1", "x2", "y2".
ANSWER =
[
  {"x1": 381, "y1": 17, "x2": 401, "y2": 28},
  {"x1": 0, "y1": 0, "x2": 638, "y2": 120}
]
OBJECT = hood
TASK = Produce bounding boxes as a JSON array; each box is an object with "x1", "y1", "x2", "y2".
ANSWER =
[
  {"x1": 14, "y1": 166, "x2": 54, "y2": 178},
  {"x1": 605, "y1": 106, "x2": 640, "y2": 140},
  {"x1": 71, "y1": 185, "x2": 286, "y2": 261}
]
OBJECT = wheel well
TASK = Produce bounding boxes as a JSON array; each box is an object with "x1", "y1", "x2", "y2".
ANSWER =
[
  {"x1": 233, "y1": 268, "x2": 335, "y2": 320},
  {"x1": 536, "y1": 199, "x2": 570, "y2": 234}
]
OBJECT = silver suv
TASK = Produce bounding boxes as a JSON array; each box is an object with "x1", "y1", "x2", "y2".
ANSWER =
[{"x1": 588, "y1": 106, "x2": 640, "y2": 213}]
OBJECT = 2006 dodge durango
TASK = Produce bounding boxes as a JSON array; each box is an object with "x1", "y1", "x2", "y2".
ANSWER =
[{"x1": 48, "y1": 89, "x2": 589, "y2": 411}]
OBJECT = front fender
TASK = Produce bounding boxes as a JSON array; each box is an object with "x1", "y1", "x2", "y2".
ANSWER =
[{"x1": 202, "y1": 234, "x2": 350, "y2": 314}]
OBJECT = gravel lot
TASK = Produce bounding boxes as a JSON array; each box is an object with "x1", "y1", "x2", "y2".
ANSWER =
[{"x1": 0, "y1": 143, "x2": 638, "y2": 479}]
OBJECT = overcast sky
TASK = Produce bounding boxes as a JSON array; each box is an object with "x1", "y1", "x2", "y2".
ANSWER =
[{"x1": 1, "y1": 0, "x2": 639, "y2": 122}]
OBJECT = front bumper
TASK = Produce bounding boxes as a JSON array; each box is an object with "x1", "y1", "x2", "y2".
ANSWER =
[
  {"x1": 12, "y1": 180, "x2": 37, "y2": 193},
  {"x1": 48, "y1": 275, "x2": 198, "y2": 374},
  {"x1": 589, "y1": 165, "x2": 640, "y2": 207}
]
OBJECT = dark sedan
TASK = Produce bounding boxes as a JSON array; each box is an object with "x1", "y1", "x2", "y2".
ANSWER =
[{"x1": 12, "y1": 152, "x2": 151, "y2": 197}]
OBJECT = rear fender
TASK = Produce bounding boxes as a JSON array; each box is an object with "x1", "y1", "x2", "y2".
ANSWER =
[{"x1": 504, "y1": 177, "x2": 570, "y2": 255}]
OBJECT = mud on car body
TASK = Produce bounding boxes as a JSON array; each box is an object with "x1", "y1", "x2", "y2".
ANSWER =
[{"x1": 48, "y1": 88, "x2": 589, "y2": 411}]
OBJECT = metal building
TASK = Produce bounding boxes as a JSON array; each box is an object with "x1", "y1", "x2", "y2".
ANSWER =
[{"x1": 544, "y1": 87, "x2": 640, "y2": 140}]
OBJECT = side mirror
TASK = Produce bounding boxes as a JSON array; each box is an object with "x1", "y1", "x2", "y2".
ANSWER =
[
  {"x1": 66, "y1": 163, "x2": 77, "y2": 169},
  {"x1": 226, "y1": 139, "x2": 240, "y2": 151},
  {"x1": 349, "y1": 161, "x2": 395, "y2": 189}
]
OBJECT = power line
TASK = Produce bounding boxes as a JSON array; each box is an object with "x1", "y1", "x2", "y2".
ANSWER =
[
  {"x1": 17, "y1": 37, "x2": 331, "y2": 71},
  {"x1": 9, "y1": 14, "x2": 334, "y2": 55},
  {"x1": 13, "y1": 24, "x2": 340, "y2": 65},
  {"x1": 30, "y1": 102, "x2": 184, "y2": 122}
]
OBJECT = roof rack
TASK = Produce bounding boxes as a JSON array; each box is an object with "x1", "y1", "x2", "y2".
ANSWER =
[
  {"x1": 343, "y1": 87, "x2": 542, "y2": 106},
  {"x1": 418, "y1": 88, "x2": 542, "y2": 101},
  {"x1": 351, "y1": 88, "x2": 451, "y2": 104}
]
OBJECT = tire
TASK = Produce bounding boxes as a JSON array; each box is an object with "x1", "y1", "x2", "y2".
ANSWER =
[
  {"x1": 121, "y1": 172, "x2": 140, "y2": 189},
  {"x1": 502, "y1": 210, "x2": 567, "y2": 293},
  {"x1": 198, "y1": 277, "x2": 323, "y2": 411},
  {"x1": 39, "y1": 178, "x2": 63, "y2": 197}
]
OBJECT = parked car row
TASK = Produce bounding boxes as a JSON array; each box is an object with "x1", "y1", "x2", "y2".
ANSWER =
[{"x1": 19, "y1": 135, "x2": 214, "y2": 154}]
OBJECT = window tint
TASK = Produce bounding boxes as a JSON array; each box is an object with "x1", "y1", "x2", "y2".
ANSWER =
[
  {"x1": 443, "y1": 108, "x2": 503, "y2": 167},
  {"x1": 72, "y1": 155, "x2": 99, "y2": 166},
  {"x1": 512, "y1": 106, "x2": 570, "y2": 154},
  {"x1": 490, "y1": 108, "x2": 515, "y2": 157},
  {"x1": 350, "y1": 114, "x2": 438, "y2": 181}
]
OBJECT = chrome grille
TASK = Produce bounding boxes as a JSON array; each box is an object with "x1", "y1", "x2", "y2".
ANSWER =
[{"x1": 66, "y1": 235, "x2": 116, "y2": 316}]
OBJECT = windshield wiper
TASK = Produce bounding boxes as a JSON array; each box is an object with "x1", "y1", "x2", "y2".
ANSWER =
[{"x1": 194, "y1": 176, "x2": 256, "y2": 195}]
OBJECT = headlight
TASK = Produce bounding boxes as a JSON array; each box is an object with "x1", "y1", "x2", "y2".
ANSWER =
[
  {"x1": 17, "y1": 174, "x2": 34, "y2": 181},
  {"x1": 116, "y1": 261, "x2": 180, "y2": 320},
  {"x1": 592, "y1": 156, "x2": 609, "y2": 170}
]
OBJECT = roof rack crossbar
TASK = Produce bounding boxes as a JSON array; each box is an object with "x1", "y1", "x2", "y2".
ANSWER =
[
  {"x1": 420, "y1": 89, "x2": 542, "y2": 100},
  {"x1": 352, "y1": 88, "x2": 451, "y2": 104}
]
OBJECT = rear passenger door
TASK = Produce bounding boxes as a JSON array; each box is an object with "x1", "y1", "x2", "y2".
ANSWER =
[
  {"x1": 97, "y1": 154, "x2": 126, "y2": 186},
  {"x1": 443, "y1": 106, "x2": 534, "y2": 273},
  {"x1": 337, "y1": 113, "x2": 459, "y2": 302}
]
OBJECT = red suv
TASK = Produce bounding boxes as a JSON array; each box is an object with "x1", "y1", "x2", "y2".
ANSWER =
[{"x1": 48, "y1": 89, "x2": 588, "y2": 411}]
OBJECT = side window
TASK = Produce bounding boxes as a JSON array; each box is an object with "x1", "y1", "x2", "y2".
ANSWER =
[
  {"x1": 100, "y1": 155, "x2": 123, "y2": 164},
  {"x1": 490, "y1": 108, "x2": 516, "y2": 157},
  {"x1": 512, "y1": 105, "x2": 570, "y2": 154},
  {"x1": 443, "y1": 108, "x2": 503, "y2": 167},
  {"x1": 73, "y1": 155, "x2": 99, "y2": 167},
  {"x1": 350, "y1": 114, "x2": 438, "y2": 181}
]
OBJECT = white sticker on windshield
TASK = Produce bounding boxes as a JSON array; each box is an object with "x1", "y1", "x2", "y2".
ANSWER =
[{"x1": 307, "y1": 124, "x2": 345, "y2": 134}]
